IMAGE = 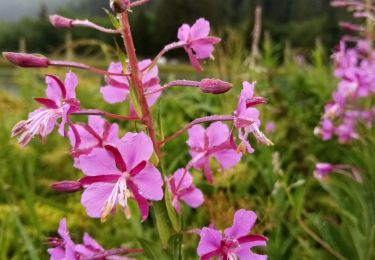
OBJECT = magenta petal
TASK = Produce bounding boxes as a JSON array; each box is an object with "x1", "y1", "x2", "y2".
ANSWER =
[
  {"x1": 118, "y1": 132, "x2": 154, "y2": 170},
  {"x1": 177, "y1": 24, "x2": 190, "y2": 42},
  {"x1": 203, "y1": 160, "x2": 214, "y2": 183},
  {"x1": 68, "y1": 124, "x2": 98, "y2": 150},
  {"x1": 100, "y1": 85, "x2": 128, "y2": 104},
  {"x1": 128, "y1": 181, "x2": 149, "y2": 221},
  {"x1": 186, "y1": 47, "x2": 202, "y2": 71},
  {"x1": 81, "y1": 182, "x2": 114, "y2": 218},
  {"x1": 192, "y1": 43, "x2": 214, "y2": 60},
  {"x1": 107, "y1": 62, "x2": 128, "y2": 85},
  {"x1": 180, "y1": 187, "x2": 204, "y2": 208},
  {"x1": 88, "y1": 116, "x2": 105, "y2": 136},
  {"x1": 132, "y1": 164, "x2": 163, "y2": 200},
  {"x1": 171, "y1": 169, "x2": 192, "y2": 190},
  {"x1": 235, "y1": 243, "x2": 267, "y2": 260},
  {"x1": 190, "y1": 18, "x2": 210, "y2": 40},
  {"x1": 45, "y1": 75, "x2": 64, "y2": 104},
  {"x1": 33, "y1": 98, "x2": 58, "y2": 109},
  {"x1": 206, "y1": 122, "x2": 229, "y2": 147},
  {"x1": 79, "y1": 148, "x2": 120, "y2": 176},
  {"x1": 48, "y1": 248, "x2": 65, "y2": 260},
  {"x1": 187, "y1": 125, "x2": 206, "y2": 148},
  {"x1": 83, "y1": 232, "x2": 104, "y2": 251},
  {"x1": 212, "y1": 149, "x2": 242, "y2": 169},
  {"x1": 224, "y1": 209, "x2": 257, "y2": 238},
  {"x1": 197, "y1": 227, "x2": 222, "y2": 256},
  {"x1": 64, "y1": 72, "x2": 78, "y2": 99}
]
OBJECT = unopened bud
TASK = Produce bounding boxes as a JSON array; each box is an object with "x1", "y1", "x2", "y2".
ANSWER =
[
  {"x1": 51, "y1": 181, "x2": 83, "y2": 193},
  {"x1": 110, "y1": 0, "x2": 128, "y2": 13},
  {"x1": 49, "y1": 15, "x2": 73, "y2": 28},
  {"x1": 199, "y1": 78, "x2": 232, "y2": 94},
  {"x1": 3, "y1": 52, "x2": 49, "y2": 68}
]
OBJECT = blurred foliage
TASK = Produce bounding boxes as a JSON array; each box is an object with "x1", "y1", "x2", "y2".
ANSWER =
[{"x1": 1, "y1": 6, "x2": 375, "y2": 259}]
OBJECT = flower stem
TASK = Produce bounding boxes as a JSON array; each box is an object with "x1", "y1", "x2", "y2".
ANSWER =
[
  {"x1": 160, "y1": 115, "x2": 235, "y2": 145},
  {"x1": 145, "y1": 79, "x2": 200, "y2": 96}
]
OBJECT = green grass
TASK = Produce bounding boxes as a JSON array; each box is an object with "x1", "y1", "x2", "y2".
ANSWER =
[{"x1": 0, "y1": 39, "x2": 374, "y2": 259}]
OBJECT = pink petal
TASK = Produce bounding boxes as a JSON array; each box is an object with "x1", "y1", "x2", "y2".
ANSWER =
[
  {"x1": 132, "y1": 164, "x2": 163, "y2": 200},
  {"x1": 241, "y1": 81, "x2": 255, "y2": 99},
  {"x1": 79, "y1": 148, "x2": 120, "y2": 176},
  {"x1": 180, "y1": 187, "x2": 204, "y2": 208},
  {"x1": 100, "y1": 85, "x2": 129, "y2": 104},
  {"x1": 171, "y1": 169, "x2": 192, "y2": 190},
  {"x1": 190, "y1": 18, "x2": 210, "y2": 40},
  {"x1": 212, "y1": 149, "x2": 242, "y2": 169},
  {"x1": 235, "y1": 243, "x2": 267, "y2": 260},
  {"x1": 187, "y1": 124, "x2": 206, "y2": 148},
  {"x1": 33, "y1": 98, "x2": 58, "y2": 109},
  {"x1": 88, "y1": 116, "x2": 106, "y2": 136},
  {"x1": 185, "y1": 47, "x2": 202, "y2": 71},
  {"x1": 177, "y1": 24, "x2": 190, "y2": 42},
  {"x1": 45, "y1": 75, "x2": 63, "y2": 104},
  {"x1": 83, "y1": 232, "x2": 104, "y2": 251},
  {"x1": 48, "y1": 248, "x2": 65, "y2": 260},
  {"x1": 224, "y1": 209, "x2": 257, "y2": 238},
  {"x1": 203, "y1": 160, "x2": 214, "y2": 183},
  {"x1": 206, "y1": 122, "x2": 229, "y2": 147},
  {"x1": 118, "y1": 132, "x2": 154, "y2": 170},
  {"x1": 81, "y1": 182, "x2": 114, "y2": 218},
  {"x1": 107, "y1": 62, "x2": 128, "y2": 85},
  {"x1": 197, "y1": 227, "x2": 222, "y2": 256},
  {"x1": 192, "y1": 43, "x2": 214, "y2": 59},
  {"x1": 64, "y1": 72, "x2": 78, "y2": 99},
  {"x1": 68, "y1": 124, "x2": 98, "y2": 150},
  {"x1": 106, "y1": 123, "x2": 120, "y2": 143}
]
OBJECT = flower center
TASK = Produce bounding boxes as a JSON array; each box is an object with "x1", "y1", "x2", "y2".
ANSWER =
[{"x1": 220, "y1": 236, "x2": 240, "y2": 255}]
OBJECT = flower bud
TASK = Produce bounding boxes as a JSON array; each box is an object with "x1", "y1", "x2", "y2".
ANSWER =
[
  {"x1": 110, "y1": 0, "x2": 128, "y2": 13},
  {"x1": 199, "y1": 78, "x2": 232, "y2": 94},
  {"x1": 49, "y1": 15, "x2": 73, "y2": 28},
  {"x1": 51, "y1": 181, "x2": 83, "y2": 193},
  {"x1": 3, "y1": 52, "x2": 49, "y2": 68}
]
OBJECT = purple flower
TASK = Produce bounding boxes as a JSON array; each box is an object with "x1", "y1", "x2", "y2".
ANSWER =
[
  {"x1": 177, "y1": 18, "x2": 221, "y2": 71},
  {"x1": 100, "y1": 60, "x2": 161, "y2": 111},
  {"x1": 167, "y1": 168, "x2": 204, "y2": 213},
  {"x1": 314, "y1": 162, "x2": 362, "y2": 183},
  {"x1": 265, "y1": 121, "x2": 276, "y2": 134},
  {"x1": 79, "y1": 132, "x2": 163, "y2": 221},
  {"x1": 47, "y1": 218, "x2": 76, "y2": 260},
  {"x1": 11, "y1": 72, "x2": 80, "y2": 146},
  {"x1": 197, "y1": 209, "x2": 267, "y2": 260},
  {"x1": 234, "y1": 81, "x2": 272, "y2": 154},
  {"x1": 187, "y1": 122, "x2": 242, "y2": 183},
  {"x1": 68, "y1": 116, "x2": 119, "y2": 169}
]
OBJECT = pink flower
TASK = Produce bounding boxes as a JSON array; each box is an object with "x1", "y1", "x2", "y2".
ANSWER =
[
  {"x1": 197, "y1": 209, "x2": 267, "y2": 260},
  {"x1": 177, "y1": 18, "x2": 221, "y2": 71},
  {"x1": 100, "y1": 60, "x2": 161, "y2": 112},
  {"x1": 265, "y1": 121, "x2": 276, "y2": 134},
  {"x1": 167, "y1": 168, "x2": 204, "y2": 213},
  {"x1": 187, "y1": 122, "x2": 242, "y2": 183},
  {"x1": 47, "y1": 218, "x2": 76, "y2": 260},
  {"x1": 314, "y1": 162, "x2": 362, "y2": 183},
  {"x1": 11, "y1": 72, "x2": 80, "y2": 146},
  {"x1": 234, "y1": 81, "x2": 272, "y2": 154},
  {"x1": 68, "y1": 116, "x2": 119, "y2": 169},
  {"x1": 79, "y1": 132, "x2": 163, "y2": 221}
]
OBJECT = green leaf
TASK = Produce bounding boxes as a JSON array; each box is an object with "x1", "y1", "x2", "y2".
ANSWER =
[
  {"x1": 103, "y1": 8, "x2": 120, "y2": 29},
  {"x1": 153, "y1": 200, "x2": 173, "y2": 248},
  {"x1": 168, "y1": 234, "x2": 183, "y2": 260},
  {"x1": 137, "y1": 238, "x2": 167, "y2": 260},
  {"x1": 164, "y1": 187, "x2": 181, "y2": 232}
]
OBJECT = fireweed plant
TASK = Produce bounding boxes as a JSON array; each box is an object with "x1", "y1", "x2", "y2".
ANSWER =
[
  {"x1": 314, "y1": 0, "x2": 375, "y2": 181},
  {"x1": 3, "y1": 0, "x2": 272, "y2": 259}
]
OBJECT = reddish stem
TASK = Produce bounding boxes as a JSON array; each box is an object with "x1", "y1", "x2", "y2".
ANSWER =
[
  {"x1": 49, "y1": 60, "x2": 131, "y2": 77},
  {"x1": 160, "y1": 115, "x2": 235, "y2": 145},
  {"x1": 71, "y1": 109, "x2": 140, "y2": 121},
  {"x1": 129, "y1": 0, "x2": 151, "y2": 8},
  {"x1": 119, "y1": 12, "x2": 161, "y2": 157},
  {"x1": 145, "y1": 79, "x2": 200, "y2": 96},
  {"x1": 72, "y1": 19, "x2": 120, "y2": 34}
]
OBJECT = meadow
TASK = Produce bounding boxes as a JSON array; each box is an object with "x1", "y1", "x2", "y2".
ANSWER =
[{"x1": 1, "y1": 28, "x2": 375, "y2": 260}]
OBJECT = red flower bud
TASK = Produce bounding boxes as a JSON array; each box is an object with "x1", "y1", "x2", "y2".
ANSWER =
[
  {"x1": 2, "y1": 52, "x2": 49, "y2": 68},
  {"x1": 51, "y1": 181, "x2": 83, "y2": 193},
  {"x1": 49, "y1": 15, "x2": 73, "y2": 28},
  {"x1": 199, "y1": 78, "x2": 232, "y2": 94}
]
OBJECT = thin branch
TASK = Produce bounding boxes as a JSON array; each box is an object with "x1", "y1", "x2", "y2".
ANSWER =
[
  {"x1": 160, "y1": 115, "x2": 234, "y2": 145},
  {"x1": 71, "y1": 109, "x2": 140, "y2": 121},
  {"x1": 145, "y1": 80, "x2": 199, "y2": 96}
]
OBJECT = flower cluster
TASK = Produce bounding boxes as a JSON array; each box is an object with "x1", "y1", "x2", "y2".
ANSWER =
[
  {"x1": 5, "y1": 1, "x2": 271, "y2": 259},
  {"x1": 315, "y1": 1, "x2": 375, "y2": 143},
  {"x1": 47, "y1": 218, "x2": 141, "y2": 259}
]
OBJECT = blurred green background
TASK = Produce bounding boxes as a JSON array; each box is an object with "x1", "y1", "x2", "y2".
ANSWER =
[{"x1": 1, "y1": 0, "x2": 375, "y2": 259}]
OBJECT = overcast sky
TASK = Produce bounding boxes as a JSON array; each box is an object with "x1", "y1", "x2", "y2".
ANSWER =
[{"x1": 0, "y1": 0, "x2": 71, "y2": 21}]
